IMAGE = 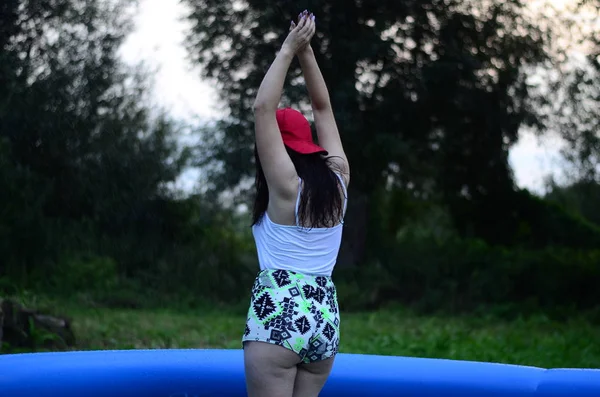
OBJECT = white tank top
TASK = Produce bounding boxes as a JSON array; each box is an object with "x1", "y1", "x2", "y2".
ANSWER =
[{"x1": 252, "y1": 173, "x2": 348, "y2": 277}]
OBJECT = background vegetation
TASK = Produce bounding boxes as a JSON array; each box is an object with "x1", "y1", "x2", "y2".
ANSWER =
[{"x1": 1, "y1": 0, "x2": 599, "y2": 368}]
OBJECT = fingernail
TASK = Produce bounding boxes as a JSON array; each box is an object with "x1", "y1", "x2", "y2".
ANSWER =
[{"x1": 312, "y1": 15, "x2": 315, "y2": 21}]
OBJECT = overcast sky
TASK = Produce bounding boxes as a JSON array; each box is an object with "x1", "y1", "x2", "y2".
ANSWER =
[{"x1": 120, "y1": 0, "x2": 572, "y2": 195}]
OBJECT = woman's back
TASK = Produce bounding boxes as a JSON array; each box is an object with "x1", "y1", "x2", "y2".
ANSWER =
[{"x1": 252, "y1": 173, "x2": 348, "y2": 276}]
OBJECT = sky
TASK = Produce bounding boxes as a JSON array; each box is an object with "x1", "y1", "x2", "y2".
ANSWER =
[{"x1": 120, "y1": 0, "x2": 573, "y2": 195}]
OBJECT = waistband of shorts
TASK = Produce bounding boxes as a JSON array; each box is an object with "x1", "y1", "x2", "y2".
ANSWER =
[
  {"x1": 255, "y1": 269, "x2": 337, "y2": 294},
  {"x1": 257, "y1": 268, "x2": 333, "y2": 280},
  {"x1": 256, "y1": 269, "x2": 335, "y2": 288}
]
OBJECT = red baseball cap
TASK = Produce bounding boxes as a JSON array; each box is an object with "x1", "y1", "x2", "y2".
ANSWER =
[{"x1": 276, "y1": 107, "x2": 327, "y2": 155}]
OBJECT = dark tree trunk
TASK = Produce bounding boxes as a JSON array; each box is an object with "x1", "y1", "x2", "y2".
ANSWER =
[{"x1": 338, "y1": 187, "x2": 369, "y2": 267}]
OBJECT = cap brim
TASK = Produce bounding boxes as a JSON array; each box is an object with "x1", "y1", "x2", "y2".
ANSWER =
[{"x1": 284, "y1": 140, "x2": 328, "y2": 155}]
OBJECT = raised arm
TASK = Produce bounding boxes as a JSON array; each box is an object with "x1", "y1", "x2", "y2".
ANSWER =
[
  {"x1": 253, "y1": 14, "x2": 316, "y2": 198},
  {"x1": 297, "y1": 42, "x2": 350, "y2": 185}
]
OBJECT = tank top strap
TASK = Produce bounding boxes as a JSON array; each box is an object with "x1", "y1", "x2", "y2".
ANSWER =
[{"x1": 294, "y1": 177, "x2": 302, "y2": 227}]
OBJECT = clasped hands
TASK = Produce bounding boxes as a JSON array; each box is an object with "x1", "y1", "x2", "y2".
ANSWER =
[{"x1": 281, "y1": 9, "x2": 316, "y2": 58}]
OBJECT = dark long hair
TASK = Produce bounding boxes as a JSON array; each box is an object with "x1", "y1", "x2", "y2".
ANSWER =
[{"x1": 252, "y1": 146, "x2": 346, "y2": 228}]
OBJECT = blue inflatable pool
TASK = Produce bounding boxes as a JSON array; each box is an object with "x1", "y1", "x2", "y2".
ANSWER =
[{"x1": 1, "y1": 349, "x2": 599, "y2": 396}]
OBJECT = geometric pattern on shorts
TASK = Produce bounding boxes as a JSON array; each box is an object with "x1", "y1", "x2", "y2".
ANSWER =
[{"x1": 242, "y1": 268, "x2": 340, "y2": 363}]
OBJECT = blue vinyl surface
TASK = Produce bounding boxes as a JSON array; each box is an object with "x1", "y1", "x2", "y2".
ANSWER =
[{"x1": 0, "y1": 349, "x2": 599, "y2": 397}]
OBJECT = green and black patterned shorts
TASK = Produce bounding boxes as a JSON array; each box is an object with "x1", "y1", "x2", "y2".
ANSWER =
[{"x1": 242, "y1": 268, "x2": 340, "y2": 363}]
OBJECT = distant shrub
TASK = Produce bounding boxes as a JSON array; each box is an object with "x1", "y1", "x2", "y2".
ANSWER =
[
  {"x1": 451, "y1": 189, "x2": 600, "y2": 250},
  {"x1": 337, "y1": 231, "x2": 600, "y2": 316},
  {"x1": 51, "y1": 254, "x2": 118, "y2": 293}
]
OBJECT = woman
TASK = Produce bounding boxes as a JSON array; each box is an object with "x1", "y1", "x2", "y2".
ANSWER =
[{"x1": 241, "y1": 9, "x2": 350, "y2": 397}]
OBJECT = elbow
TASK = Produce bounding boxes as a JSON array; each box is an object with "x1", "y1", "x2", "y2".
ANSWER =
[
  {"x1": 312, "y1": 98, "x2": 332, "y2": 112},
  {"x1": 253, "y1": 100, "x2": 274, "y2": 114},
  {"x1": 312, "y1": 103, "x2": 331, "y2": 112}
]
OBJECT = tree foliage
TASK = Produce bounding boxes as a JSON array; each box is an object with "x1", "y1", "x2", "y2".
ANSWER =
[
  {"x1": 545, "y1": 179, "x2": 600, "y2": 228},
  {"x1": 185, "y1": 0, "x2": 550, "y2": 263},
  {"x1": 0, "y1": 0, "x2": 190, "y2": 281},
  {"x1": 526, "y1": 0, "x2": 600, "y2": 186}
]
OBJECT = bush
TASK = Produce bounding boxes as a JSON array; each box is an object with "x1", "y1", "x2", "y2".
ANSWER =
[
  {"x1": 337, "y1": 231, "x2": 600, "y2": 316},
  {"x1": 511, "y1": 189, "x2": 600, "y2": 249},
  {"x1": 1, "y1": 192, "x2": 259, "y2": 308},
  {"x1": 50, "y1": 254, "x2": 118, "y2": 293},
  {"x1": 452, "y1": 189, "x2": 600, "y2": 250}
]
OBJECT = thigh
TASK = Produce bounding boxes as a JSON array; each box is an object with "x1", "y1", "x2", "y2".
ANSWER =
[
  {"x1": 244, "y1": 341, "x2": 300, "y2": 397},
  {"x1": 303, "y1": 277, "x2": 341, "y2": 364},
  {"x1": 292, "y1": 357, "x2": 335, "y2": 397}
]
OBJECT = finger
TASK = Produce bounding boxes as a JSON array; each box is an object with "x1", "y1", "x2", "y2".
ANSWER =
[
  {"x1": 308, "y1": 18, "x2": 316, "y2": 38},
  {"x1": 298, "y1": 14, "x2": 311, "y2": 34},
  {"x1": 290, "y1": 20, "x2": 296, "y2": 32},
  {"x1": 296, "y1": 12, "x2": 307, "y2": 29},
  {"x1": 307, "y1": 14, "x2": 315, "y2": 32},
  {"x1": 302, "y1": 14, "x2": 310, "y2": 29},
  {"x1": 303, "y1": 25, "x2": 315, "y2": 44},
  {"x1": 299, "y1": 10, "x2": 311, "y2": 27},
  {"x1": 300, "y1": 15, "x2": 314, "y2": 37}
]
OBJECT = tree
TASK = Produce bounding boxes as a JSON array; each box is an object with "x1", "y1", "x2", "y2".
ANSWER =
[
  {"x1": 545, "y1": 179, "x2": 600, "y2": 227},
  {"x1": 185, "y1": 0, "x2": 547, "y2": 265},
  {"x1": 529, "y1": 0, "x2": 600, "y2": 185},
  {"x1": 0, "y1": 0, "x2": 189, "y2": 279}
]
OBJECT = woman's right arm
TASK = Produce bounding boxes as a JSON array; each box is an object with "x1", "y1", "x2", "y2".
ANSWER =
[
  {"x1": 254, "y1": 14, "x2": 316, "y2": 198},
  {"x1": 298, "y1": 43, "x2": 350, "y2": 185}
]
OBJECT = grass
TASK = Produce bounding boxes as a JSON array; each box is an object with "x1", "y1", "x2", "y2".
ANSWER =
[{"x1": 53, "y1": 303, "x2": 600, "y2": 369}]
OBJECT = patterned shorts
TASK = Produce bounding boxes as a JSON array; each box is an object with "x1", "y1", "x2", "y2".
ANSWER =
[{"x1": 242, "y1": 268, "x2": 340, "y2": 364}]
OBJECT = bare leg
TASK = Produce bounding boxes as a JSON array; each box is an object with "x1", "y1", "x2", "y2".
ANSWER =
[
  {"x1": 292, "y1": 357, "x2": 335, "y2": 397},
  {"x1": 244, "y1": 341, "x2": 301, "y2": 397}
]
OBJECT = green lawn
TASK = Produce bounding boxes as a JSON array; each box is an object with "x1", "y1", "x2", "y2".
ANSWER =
[{"x1": 64, "y1": 305, "x2": 600, "y2": 369}]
